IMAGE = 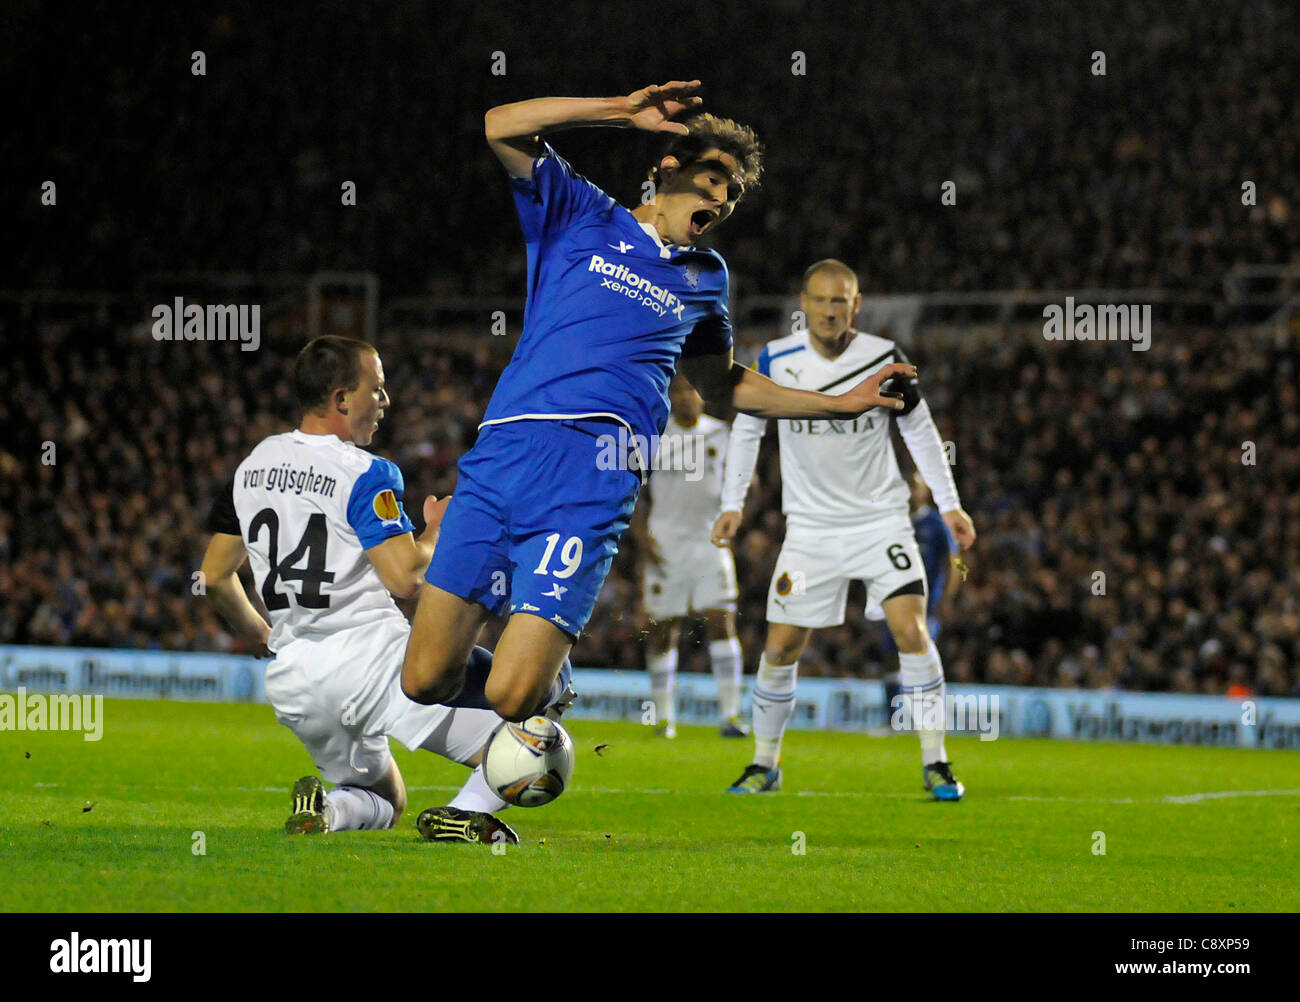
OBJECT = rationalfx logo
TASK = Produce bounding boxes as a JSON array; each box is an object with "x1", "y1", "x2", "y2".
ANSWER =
[{"x1": 50, "y1": 933, "x2": 151, "y2": 982}]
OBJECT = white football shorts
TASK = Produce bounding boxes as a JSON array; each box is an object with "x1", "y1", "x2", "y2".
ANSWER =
[
  {"x1": 643, "y1": 538, "x2": 739, "y2": 620},
  {"x1": 766, "y1": 517, "x2": 926, "y2": 629},
  {"x1": 263, "y1": 616, "x2": 498, "y2": 787}
]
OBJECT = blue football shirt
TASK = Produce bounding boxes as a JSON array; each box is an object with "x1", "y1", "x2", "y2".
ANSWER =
[{"x1": 481, "y1": 142, "x2": 733, "y2": 445}]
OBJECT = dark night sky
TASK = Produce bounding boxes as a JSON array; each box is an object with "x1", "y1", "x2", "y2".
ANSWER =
[{"x1": 6, "y1": 1, "x2": 1297, "y2": 297}]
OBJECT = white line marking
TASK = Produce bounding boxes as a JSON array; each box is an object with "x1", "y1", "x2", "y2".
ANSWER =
[
  {"x1": 18, "y1": 784, "x2": 1300, "y2": 805},
  {"x1": 1011, "y1": 789, "x2": 1300, "y2": 805},
  {"x1": 1162, "y1": 789, "x2": 1300, "y2": 804}
]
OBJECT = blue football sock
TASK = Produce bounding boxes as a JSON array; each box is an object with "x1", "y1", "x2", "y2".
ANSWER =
[
  {"x1": 440, "y1": 649, "x2": 572, "y2": 717},
  {"x1": 440, "y1": 645, "x2": 495, "y2": 710},
  {"x1": 530, "y1": 655, "x2": 573, "y2": 717}
]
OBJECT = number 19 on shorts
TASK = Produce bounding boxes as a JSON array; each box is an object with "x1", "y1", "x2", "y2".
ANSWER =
[{"x1": 534, "y1": 533, "x2": 583, "y2": 578}]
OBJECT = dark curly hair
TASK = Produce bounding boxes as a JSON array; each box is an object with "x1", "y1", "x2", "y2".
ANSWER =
[{"x1": 648, "y1": 112, "x2": 764, "y2": 193}]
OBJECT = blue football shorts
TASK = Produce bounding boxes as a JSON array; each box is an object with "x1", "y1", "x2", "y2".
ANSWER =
[{"x1": 425, "y1": 418, "x2": 642, "y2": 638}]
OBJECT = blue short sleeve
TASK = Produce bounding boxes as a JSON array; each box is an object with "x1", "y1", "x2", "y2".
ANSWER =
[
  {"x1": 347, "y1": 458, "x2": 415, "y2": 550},
  {"x1": 510, "y1": 141, "x2": 614, "y2": 240},
  {"x1": 681, "y1": 258, "x2": 733, "y2": 358},
  {"x1": 682, "y1": 314, "x2": 733, "y2": 358}
]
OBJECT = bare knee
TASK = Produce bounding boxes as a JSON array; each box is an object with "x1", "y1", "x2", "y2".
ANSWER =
[
  {"x1": 704, "y1": 608, "x2": 735, "y2": 641},
  {"x1": 883, "y1": 593, "x2": 930, "y2": 656},
  {"x1": 893, "y1": 621, "x2": 929, "y2": 655},
  {"x1": 401, "y1": 666, "x2": 464, "y2": 706},
  {"x1": 765, "y1": 625, "x2": 809, "y2": 666},
  {"x1": 766, "y1": 644, "x2": 801, "y2": 665},
  {"x1": 485, "y1": 674, "x2": 542, "y2": 722},
  {"x1": 402, "y1": 585, "x2": 485, "y2": 703},
  {"x1": 401, "y1": 640, "x2": 470, "y2": 705},
  {"x1": 647, "y1": 620, "x2": 678, "y2": 655},
  {"x1": 489, "y1": 613, "x2": 571, "y2": 721},
  {"x1": 386, "y1": 787, "x2": 407, "y2": 826}
]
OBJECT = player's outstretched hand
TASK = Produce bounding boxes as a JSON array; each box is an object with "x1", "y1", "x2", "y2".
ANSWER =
[
  {"x1": 942, "y1": 508, "x2": 977, "y2": 550},
  {"x1": 421, "y1": 495, "x2": 452, "y2": 538},
  {"x1": 837, "y1": 362, "x2": 918, "y2": 415},
  {"x1": 711, "y1": 510, "x2": 742, "y2": 548},
  {"x1": 622, "y1": 80, "x2": 704, "y2": 134}
]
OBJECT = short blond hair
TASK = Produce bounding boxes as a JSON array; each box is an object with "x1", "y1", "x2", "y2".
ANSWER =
[{"x1": 801, "y1": 259, "x2": 859, "y2": 293}]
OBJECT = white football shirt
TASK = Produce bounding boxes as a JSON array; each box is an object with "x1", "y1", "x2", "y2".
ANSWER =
[
  {"x1": 646, "y1": 413, "x2": 730, "y2": 548},
  {"x1": 720, "y1": 331, "x2": 912, "y2": 531},
  {"x1": 208, "y1": 430, "x2": 415, "y2": 652}
]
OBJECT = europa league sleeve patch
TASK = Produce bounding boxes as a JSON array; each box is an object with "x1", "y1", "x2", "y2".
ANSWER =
[
  {"x1": 347, "y1": 460, "x2": 414, "y2": 548},
  {"x1": 372, "y1": 489, "x2": 401, "y2": 523}
]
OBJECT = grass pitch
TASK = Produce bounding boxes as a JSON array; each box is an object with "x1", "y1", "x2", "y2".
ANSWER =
[{"x1": 2, "y1": 698, "x2": 1296, "y2": 912}]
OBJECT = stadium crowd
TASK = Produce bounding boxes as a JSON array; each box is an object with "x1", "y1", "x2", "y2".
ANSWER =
[
  {"x1": 4, "y1": 315, "x2": 1297, "y2": 698},
  {"x1": 10, "y1": 2, "x2": 1299, "y2": 300},
  {"x1": 7, "y1": 1, "x2": 1299, "y2": 695}
]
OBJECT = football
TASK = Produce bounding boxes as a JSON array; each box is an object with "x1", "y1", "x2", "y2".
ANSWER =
[{"x1": 483, "y1": 715, "x2": 575, "y2": 807}]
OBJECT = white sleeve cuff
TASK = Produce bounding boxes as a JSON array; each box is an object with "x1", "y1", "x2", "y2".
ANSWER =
[
  {"x1": 896, "y1": 400, "x2": 961, "y2": 512},
  {"x1": 720, "y1": 412, "x2": 767, "y2": 513}
]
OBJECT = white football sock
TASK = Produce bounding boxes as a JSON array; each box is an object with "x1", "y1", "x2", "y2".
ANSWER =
[
  {"x1": 324, "y1": 786, "x2": 395, "y2": 831},
  {"x1": 448, "y1": 764, "x2": 509, "y2": 814},
  {"x1": 647, "y1": 648, "x2": 677, "y2": 726},
  {"x1": 899, "y1": 646, "x2": 948, "y2": 765},
  {"x1": 709, "y1": 636, "x2": 743, "y2": 719},
  {"x1": 751, "y1": 654, "x2": 798, "y2": 768}
]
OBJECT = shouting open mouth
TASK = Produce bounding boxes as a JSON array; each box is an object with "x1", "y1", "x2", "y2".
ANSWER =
[{"x1": 689, "y1": 206, "x2": 720, "y2": 239}]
